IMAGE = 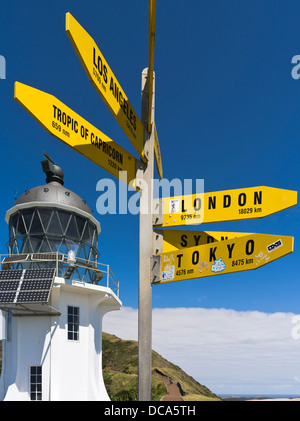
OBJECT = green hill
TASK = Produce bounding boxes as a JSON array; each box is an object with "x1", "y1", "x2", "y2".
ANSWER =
[
  {"x1": 0, "y1": 334, "x2": 221, "y2": 401},
  {"x1": 102, "y1": 332, "x2": 221, "y2": 401}
]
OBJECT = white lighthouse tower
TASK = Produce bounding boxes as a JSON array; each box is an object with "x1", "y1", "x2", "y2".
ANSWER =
[{"x1": 0, "y1": 153, "x2": 121, "y2": 401}]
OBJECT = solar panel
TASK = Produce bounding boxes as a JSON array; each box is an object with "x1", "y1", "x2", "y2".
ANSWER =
[
  {"x1": 0, "y1": 292, "x2": 17, "y2": 303},
  {"x1": 21, "y1": 279, "x2": 53, "y2": 290},
  {"x1": 17, "y1": 290, "x2": 51, "y2": 303},
  {"x1": 31, "y1": 253, "x2": 64, "y2": 262},
  {"x1": 0, "y1": 280, "x2": 20, "y2": 291},
  {"x1": 23, "y1": 268, "x2": 55, "y2": 279},
  {"x1": 0, "y1": 268, "x2": 56, "y2": 304},
  {"x1": 0, "y1": 270, "x2": 23, "y2": 280},
  {"x1": 2, "y1": 254, "x2": 29, "y2": 263}
]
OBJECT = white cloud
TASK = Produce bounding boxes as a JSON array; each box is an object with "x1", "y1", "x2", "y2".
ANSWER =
[{"x1": 103, "y1": 307, "x2": 300, "y2": 396}]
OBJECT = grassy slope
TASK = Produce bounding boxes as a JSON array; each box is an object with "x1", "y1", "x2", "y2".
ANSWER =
[{"x1": 102, "y1": 332, "x2": 221, "y2": 401}]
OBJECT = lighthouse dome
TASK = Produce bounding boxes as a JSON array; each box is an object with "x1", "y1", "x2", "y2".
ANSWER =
[{"x1": 14, "y1": 180, "x2": 94, "y2": 217}]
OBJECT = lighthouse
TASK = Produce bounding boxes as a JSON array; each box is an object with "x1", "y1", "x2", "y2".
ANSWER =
[{"x1": 0, "y1": 153, "x2": 121, "y2": 401}]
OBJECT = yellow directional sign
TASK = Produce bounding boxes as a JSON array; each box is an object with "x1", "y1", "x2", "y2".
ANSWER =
[
  {"x1": 157, "y1": 230, "x2": 253, "y2": 253},
  {"x1": 154, "y1": 123, "x2": 163, "y2": 179},
  {"x1": 14, "y1": 82, "x2": 139, "y2": 188},
  {"x1": 153, "y1": 186, "x2": 297, "y2": 228},
  {"x1": 148, "y1": 0, "x2": 156, "y2": 133},
  {"x1": 154, "y1": 233, "x2": 294, "y2": 284},
  {"x1": 65, "y1": 12, "x2": 146, "y2": 162}
]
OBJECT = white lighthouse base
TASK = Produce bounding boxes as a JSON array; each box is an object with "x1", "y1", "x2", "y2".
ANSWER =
[{"x1": 0, "y1": 277, "x2": 122, "y2": 401}]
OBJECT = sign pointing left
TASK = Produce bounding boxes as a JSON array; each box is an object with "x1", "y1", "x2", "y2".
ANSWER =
[
  {"x1": 14, "y1": 82, "x2": 139, "y2": 189},
  {"x1": 153, "y1": 233, "x2": 294, "y2": 284}
]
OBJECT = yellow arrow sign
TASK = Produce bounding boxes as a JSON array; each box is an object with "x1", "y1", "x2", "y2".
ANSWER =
[
  {"x1": 153, "y1": 186, "x2": 297, "y2": 227},
  {"x1": 66, "y1": 12, "x2": 146, "y2": 163},
  {"x1": 157, "y1": 230, "x2": 253, "y2": 253},
  {"x1": 154, "y1": 233, "x2": 294, "y2": 284},
  {"x1": 148, "y1": 0, "x2": 156, "y2": 133},
  {"x1": 14, "y1": 82, "x2": 139, "y2": 189},
  {"x1": 154, "y1": 123, "x2": 163, "y2": 179}
]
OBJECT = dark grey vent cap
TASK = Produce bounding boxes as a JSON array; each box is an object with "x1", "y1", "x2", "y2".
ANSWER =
[
  {"x1": 15, "y1": 182, "x2": 93, "y2": 216},
  {"x1": 41, "y1": 151, "x2": 64, "y2": 185},
  {"x1": 14, "y1": 152, "x2": 93, "y2": 216}
]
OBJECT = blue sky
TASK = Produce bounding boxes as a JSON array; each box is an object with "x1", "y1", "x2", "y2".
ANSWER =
[{"x1": 1, "y1": 1, "x2": 300, "y2": 395}]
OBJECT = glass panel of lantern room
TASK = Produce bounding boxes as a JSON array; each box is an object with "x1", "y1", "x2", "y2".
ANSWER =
[
  {"x1": 46, "y1": 210, "x2": 63, "y2": 236},
  {"x1": 22, "y1": 209, "x2": 34, "y2": 233},
  {"x1": 58, "y1": 241, "x2": 68, "y2": 255},
  {"x1": 38, "y1": 237, "x2": 53, "y2": 253},
  {"x1": 16, "y1": 236, "x2": 25, "y2": 253},
  {"x1": 17, "y1": 214, "x2": 26, "y2": 236},
  {"x1": 57, "y1": 210, "x2": 72, "y2": 235},
  {"x1": 65, "y1": 215, "x2": 80, "y2": 240},
  {"x1": 81, "y1": 223, "x2": 90, "y2": 243},
  {"x1": 10, "y1": 212, "x2": 19, "y2": 234},
  {"x1": 28, "y1": 236, "x2": 45, "y2": 253},
  {"x1": 19, "y1": 236, "x2": 31, "y2": 253},
  {"x1": 74, "y1": 215, "x2": 86, "y2": 241},
  {"x1": 12, "y1": 212, "x2": 21, "y2": 234},
  {"x1": 29, "y1": 210, "x2": 44, "y2": 235},
  {"x1": 38, "y1": 208, "x2": 53, "y2": 232}
]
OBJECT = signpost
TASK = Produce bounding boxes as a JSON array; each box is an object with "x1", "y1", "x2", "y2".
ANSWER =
[
  {"x1": 153, "y1": 186, "x2": 297, "y2": 228},
  {"x1": 138, "y1": 68, "x2": 155, "y2": 402},
  {"x1": 14, "y1": 81, "x2": 140, "y2": 189},
  {"x1": 13, "y1": 3, "x2": 297, "y2": 402},
  {"x1": 153, "y1": 234, "x2": 294, "y2": 284}
]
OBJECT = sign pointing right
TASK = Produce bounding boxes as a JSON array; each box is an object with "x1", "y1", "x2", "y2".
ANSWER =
[
  {"x1": 153, "y1": 233, "x2": 294, "y2": 284},
  {"x1": 153, "y1": 186, "x2": 297, "y2": 227}
]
